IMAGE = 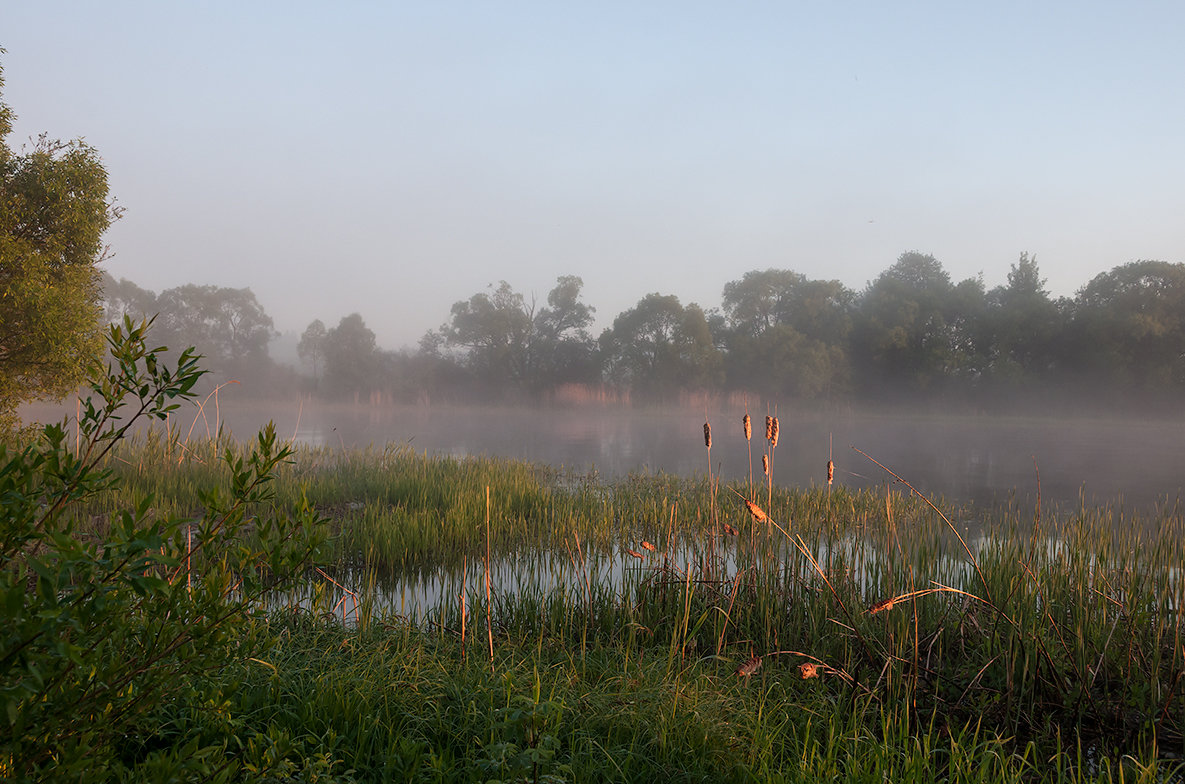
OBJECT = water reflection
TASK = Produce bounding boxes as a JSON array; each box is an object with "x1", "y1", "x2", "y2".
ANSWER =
[
  {"x1": 238, "y1": 403, "x2": 1185, "y2": 512},
  {"x1": 21, "y1": 399, "x2": 1185, "y2": 511}
]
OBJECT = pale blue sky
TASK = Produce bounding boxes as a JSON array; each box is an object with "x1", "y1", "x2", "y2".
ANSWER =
[{"x1": 5, "y1": 2, "x2": 1184, "y2": 348}]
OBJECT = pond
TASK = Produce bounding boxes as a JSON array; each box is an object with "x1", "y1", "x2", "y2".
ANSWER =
[
  {"x1": 23, "y1": 398, "x2": 1185, "y2": 512},
  {"x1": 207, "y1": 401, "x2": 1185, "y2": 513}
]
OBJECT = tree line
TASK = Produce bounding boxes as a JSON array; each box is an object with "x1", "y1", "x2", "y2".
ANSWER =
[
  {"x1": 95, "y1": 253, "x2": 1185, "y2": 412},
  {"x1": 4, "y1": 52, "x2": 1183, "y2": 423}
]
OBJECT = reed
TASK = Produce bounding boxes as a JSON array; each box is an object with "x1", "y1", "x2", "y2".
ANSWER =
[{"x1": 55, "y1": 421, "x2": 1185, "y2": 781}]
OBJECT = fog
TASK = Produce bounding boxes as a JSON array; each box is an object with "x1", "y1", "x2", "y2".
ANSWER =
[
  {"x1": 6, "y1": 5, "x2": 1185, "y2": 350},
  {"x1": 24, "y1": 398, "x2": 1185, "y2": 516}
]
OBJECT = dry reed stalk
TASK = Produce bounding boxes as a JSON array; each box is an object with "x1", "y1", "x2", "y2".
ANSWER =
[
  {"x1": 485, "y1": 485, "x2": 494, "y2": 668},
  {"x1": 742, "y1": 408, "x2": 755, "y2": 496},
  {"x1": 185, "y1": 380, "x2": 241, "y2": 447},
  {"x1": 853, "y1": 446, "x2": 994, "y2": 604},
  {"x1": 315, "y1": 567, "x2": 361, "y2": 624},
  {"x1": 865, "y1": 587, "x2": 952, "y2": 615},
  {"x1": 735, "y1": 655, "x2": 762, "y2": 677}
]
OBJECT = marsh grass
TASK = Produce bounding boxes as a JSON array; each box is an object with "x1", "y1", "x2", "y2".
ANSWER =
[{"x1": 67, "y1": 428, "x2": 1185, "y2": 781}]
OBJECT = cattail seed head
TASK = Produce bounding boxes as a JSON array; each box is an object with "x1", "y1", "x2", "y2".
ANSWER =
[
  {"x1": 762, "y1": 454, "x2": 769, "y2": 475},
  {"x1": 735, "y1": 655, "x2": 762, "y2": 677},
  {"x1": 743, "y1": 414, "x2": 751, "y2": 441},
  {"x1": 770, "y1": 417, "x2": 779, "y2": 447},
  {"x1": 827, "y1": 460, "x2": 835, "y2": 485},
  {"x1": 703, "y1": 422, "x2": 712, "y2": 448},
  {"x1": 764, "y1": 415, "x2": 773, "y2": 441},
  {"x1": 744, "y1": 499, "x2": 768, "y2": 523}
]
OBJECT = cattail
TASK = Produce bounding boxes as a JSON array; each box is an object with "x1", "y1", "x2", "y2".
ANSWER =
[
  {"x1": 744, "y1": 499, "x2": 768, "y2": 523},
  {"x1": 868, "y1": 597, "x2": 896, "y2": 614},
  {"x1": 723, "y1": 522, "x2": 739, "y2": 537},
  {"x1": 764, "y1": 415, "x2": 773, "y2": 441},
  {"x1": 640, "y1": 540, "x2": 656, "y2": 552},
  {"x1": 626, "y1": 548, "x2": 645, "y2": 560},
  {"x1": 770, "y1": 417, "x2": 779, "y2": 447},
  {"x1": 735, "y1": 655, "x2": 763, "y2": 677},
  {"x1": 743, "y1": 414, "x2": 751, "y2": 441},
  {"x1": 827, "y1": 460, "x2": 835, "y2": 485},
  {"x1": 703, "y1": 422, "x2": 712, "y2": 448},
  {"x1": 762, "y1": 454, "x2": 769, "y2": 476},
  {"x1": 798, "y1": 663, "x2": 820, "y2": 679}
]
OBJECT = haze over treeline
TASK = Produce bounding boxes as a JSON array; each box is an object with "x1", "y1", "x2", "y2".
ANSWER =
[{"x1": 100, "y1": 253, "x2": 1185, "y2": 413}]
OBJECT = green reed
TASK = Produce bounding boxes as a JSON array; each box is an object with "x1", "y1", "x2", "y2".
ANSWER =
[{"x1": 66, "y1": 432, "x2": 1185, "y2": 780}]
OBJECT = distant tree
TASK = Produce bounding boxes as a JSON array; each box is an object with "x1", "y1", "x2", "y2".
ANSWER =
[
  {"x1": 600, "y1": 293, "x2": 720, "y2": 399},
  {"x1": 323, "y1": 313, "x2": 380, "y2": 400},
  {"x1": 441, "y1": 276, "x2": 600, "y2": 394},
  {"x1": 983, "y1": 253, "x2": 1061, "y2": 385},
  {"x1": 0, "y1": 57, "x2": 115, "y2": 432},
  {"x1": 153, "y1": 284, "x2": 275, "y2": 381},
  {"x1": 852, "y1": 251, "x2": 965, "y2": 395},
  {"x1": 720, "y1": 269, "x2": 854, "y2": 399},
  {"x1": 100, "y1": 272, "x2": 158, "y2": 324},
  {"x1": 446, "y1": 281, "x2": 535, "y2": 389},
  {"x1": 532, "y1": 275, "x2": 600, "y2": 387},
  {"x1": 297, "y1": 319, "x2": 327, "y2": 384},
  {"x1": 1069, "y1": 260, "x2": 1185, "y2": 394}
]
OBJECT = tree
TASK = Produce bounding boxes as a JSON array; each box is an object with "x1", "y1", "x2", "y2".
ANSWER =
[
  {"x1": 99, "y1": 271, "x2": 158, "y2": 325},
  {"x1": 153, "y1": 284, "x2": 275, "y2": 380},
  {"x1": 1068, "y1": 260, "x2": 1185, "y2": 395},
  {"x1": 323, "y1": 313, "x2": 380, "y2": 400},
  {"x1": 600, "y1": 293, "x2": 721, "y2": 399},
  {"x1": 0, "y1": 57, "x2": 114, "y2": 432},
  {"x1": 719, "y1": 269, "x2": 854, "y2": 399},
  {"x1": 297, "y1": 318, "x2": 328, "y2": 384},
  {"x1": 532, "y1": 275, "x2": 599, "y2": 387},
  {"x1": 441, "y1": 276, "x2": 600, "y2": 394},
  {"x1": 852, "y1": 252, "x2": 966, "y2": 395},
  {"x1": 445, "y1": 281, "x2": 535, "y2": 389},
  {"x1": 983, "y1": 253, "x2": 1061, "y2": 386}
]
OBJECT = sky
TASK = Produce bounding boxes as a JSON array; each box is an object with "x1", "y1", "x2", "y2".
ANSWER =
[{"x1": 5, "y1": 2, "x2": 1184, "y2": 350}]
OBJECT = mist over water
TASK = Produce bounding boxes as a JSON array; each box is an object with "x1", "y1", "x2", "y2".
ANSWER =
[
  {"x1": 21, "y1": 399, "x2": 1184, "y2": 513},
  {"x1": 168, "y1": 401, "x2": 1185, "y2": 514}
]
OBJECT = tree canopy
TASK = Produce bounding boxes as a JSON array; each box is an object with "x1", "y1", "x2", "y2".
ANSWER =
[{"x1": 0, "y1": 58, "x2": 113, "y2": 432}]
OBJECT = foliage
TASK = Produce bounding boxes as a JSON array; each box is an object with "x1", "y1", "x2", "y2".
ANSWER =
[
  {"x1": 437, "y1": 276, "x2": 599, "y2": 396},
  {"x1": 98, "y1": 273, "x2": 277, "y2": 384},
  {"x1": 323, "y1": 313, "x2": 381, "y2": 400},
  {"x1": 0, "y1": 317, "x2": 327, "y2": 781},
  {"x1": 1069, "y1": 260, "x2": 1185, "y2": 392},
  {"x1": 297, "y1": 317, "x2": 328, "y2": 384},
  {"x1": 599, "y1": 293, "x2": 722, "y2": 399},
  {"x1": 0, "y1": 59, "x2": 113, "y2": 433}
]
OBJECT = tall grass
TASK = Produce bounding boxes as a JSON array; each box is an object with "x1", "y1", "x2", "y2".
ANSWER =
[{"x1": 71, "y1": 429, "x2": 1185, "y2": 780}]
